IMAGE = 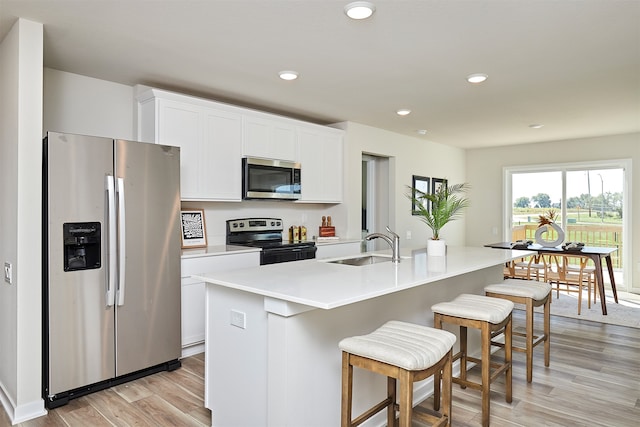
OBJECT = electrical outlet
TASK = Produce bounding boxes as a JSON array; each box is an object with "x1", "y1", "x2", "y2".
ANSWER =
[
  {"x1": 4, "y1": 262, "x2": 12, "y2": 284},
  {"x1": 406, "y1": 231, "x2": 412, "y2": 240},
  {"x1": 230, "y1": 309, "x2": 246, "y2": 329}
]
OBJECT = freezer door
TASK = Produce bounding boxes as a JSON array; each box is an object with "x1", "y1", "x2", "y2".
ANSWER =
[
  {"x1": 45, "y1": 132, "x2": 116, "y2": 395},
  {"x1": 114, "y1": 140, "x2": 181, "y2": 376}
]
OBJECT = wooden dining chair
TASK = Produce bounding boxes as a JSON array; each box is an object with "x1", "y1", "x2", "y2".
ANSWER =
[
  {"x1": 546, "y1": 254, "x2": 594, "y2": 315},
  {"x1": 504, "y1": 255, "x2": 547, "y2": 281}
]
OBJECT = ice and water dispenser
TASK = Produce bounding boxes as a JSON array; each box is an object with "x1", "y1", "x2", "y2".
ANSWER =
[{"x1": 63, "y1": 222, "x2": 101, "y2": 271}]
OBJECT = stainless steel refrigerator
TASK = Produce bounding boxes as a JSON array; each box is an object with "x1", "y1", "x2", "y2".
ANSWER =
[{"x1": 42, "y1": 131, "x2": 181, "y2": 408}]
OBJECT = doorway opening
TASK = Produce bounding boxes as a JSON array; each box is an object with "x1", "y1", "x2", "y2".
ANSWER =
[{"x1": 362, "y1": 154, "x2": 390, "y2": 252}]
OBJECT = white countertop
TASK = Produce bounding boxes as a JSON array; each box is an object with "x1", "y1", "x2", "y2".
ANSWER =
[{"x1": 193, "y1": 246, "x2": 532, "y2": 310}]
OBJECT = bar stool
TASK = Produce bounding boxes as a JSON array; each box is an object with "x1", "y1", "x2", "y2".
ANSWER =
[
  {"x1": 339, "y1": 320, "x2": 457, "y2": 427},
  {"x1": 484, "y1": 278, "x2": 551, "y2": 383},
  {"x1": 431, "y1": 294, "x2": 513, "y2": 427}
]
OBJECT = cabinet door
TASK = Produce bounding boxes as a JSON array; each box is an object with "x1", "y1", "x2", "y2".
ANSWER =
[
  {"x1": 243, "y1": 115, "x2": 296, "y2": 161},
  {"x1": 156, "y1": 99, "x2": 242, "y2": 201},
  {"x1": 297, "y1": 127, "x2": 343, "y2": 202},
  {"x1": 157, "y1": 99, "x2": 202, "y2": 199},
  {"x1": 181, "y1": 252, "x2": 260, "y2": 352},
  {"x1": 201, "y1": 108, "x2": 242, "y2": 201}
]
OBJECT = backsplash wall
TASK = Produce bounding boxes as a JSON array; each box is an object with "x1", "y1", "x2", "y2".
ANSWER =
[{"x1": 181, "y1": 200, "x2": 348, "y2": 246}]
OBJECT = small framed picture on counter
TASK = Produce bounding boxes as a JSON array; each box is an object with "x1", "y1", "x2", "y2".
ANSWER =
[{"x1": 180, "y1": 209, "x2": 207, "y2": 248}]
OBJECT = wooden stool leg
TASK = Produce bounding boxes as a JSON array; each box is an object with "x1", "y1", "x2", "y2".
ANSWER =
[
  {"x1": 433, "y1": 364, "x2": 441, "y2": 412},
  {"x1": 459, "y1": 326, "x2": 468, "y2": 388},
  {"x1": 387, "y1": 376, "x2": 396, "y2": 427},
  {"x1": 505, "y1": 314, "x2": 513, "y2": 404},
  {"x1": 398, "y1": 369, "x2": 412, "y2": 427},
  {"x1": 525, "y1": 299, "x2": 534, "y2": 383},
  {"x1": 481, "y1": 322, "x2": 491, "y2": 427},
  {"x1": 341, "y1": 352, "x2": 352, "y2": 427},
  {"x1": 544, "y1": 297, "x2": 551, "y2": 367},
  {"x1": 442, "y1": 350, "x2": 453, "y2": 426}
]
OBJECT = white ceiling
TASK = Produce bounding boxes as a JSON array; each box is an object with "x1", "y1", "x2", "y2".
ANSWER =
[{"x1": 1, "y1": 0, "x2": 639, "y2": 149}]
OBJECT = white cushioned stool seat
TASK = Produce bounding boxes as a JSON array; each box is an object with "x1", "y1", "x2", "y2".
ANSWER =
[
  {"x1": 485, "y1": 279, "x2": 551, "y2": 300},
  {"x1": 339, "y1": 320, "x2": 456, "y2": 371},
  {"x1": 431, "y1": 293, "x2": 514, "y2": 324},
  {"x1": 340, "y1": 320, "x2": 456, "y2": 427}
]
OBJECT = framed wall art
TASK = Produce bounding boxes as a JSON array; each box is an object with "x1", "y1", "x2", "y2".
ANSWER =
[
  {"x1": 432, "y1": 177, "x2": 447, "y2": 195},
  {"x1": 180, "y1": 209, "x2": 207, "y2": 248},
  {"x1": 411, "y1": 175, "x2": 430, "y2": 215}
]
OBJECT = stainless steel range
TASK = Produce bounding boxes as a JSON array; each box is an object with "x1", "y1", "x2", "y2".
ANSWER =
[{"x1": 226, "y1": 218, "x2": 316, "y2": 265}]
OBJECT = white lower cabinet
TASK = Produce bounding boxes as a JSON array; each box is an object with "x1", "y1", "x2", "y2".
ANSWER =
[{"x1": 181, "y1": 250, "x2": 259, "y2": 357}]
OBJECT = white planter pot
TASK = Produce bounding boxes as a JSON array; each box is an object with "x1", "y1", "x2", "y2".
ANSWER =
[{"x1": 427, "y1": 239, "x2": 446, "y2": 256}]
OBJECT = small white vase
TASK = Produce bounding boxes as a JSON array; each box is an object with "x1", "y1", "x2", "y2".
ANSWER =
[{"x1": 427, "y1": 239, "x2": 446, "y2": 256}]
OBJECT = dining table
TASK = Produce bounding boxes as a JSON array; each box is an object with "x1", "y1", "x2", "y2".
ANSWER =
[{"x1": 485, "y1": 242, "x2": 619, "y2": 315}]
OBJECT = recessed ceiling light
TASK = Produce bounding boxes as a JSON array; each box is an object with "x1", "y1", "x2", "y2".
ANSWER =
[
  {"x1": 417, "y1": 129, "x2": 427, "y2": 135},
  {"x1": 466, "y1": 73, "x2": 488, "y2": 84},
  {"x1": 279, "y1": 71, "x2": 298, "y2": 81},
  {"x1": 396, "y1": 109, "x2": 411, "y2": 116},
  {"x1": 529, "y1": 124, "x2": 544, "y2": 129},
  {"x1": 344, "y1": 1, "x2": 376, "y2": 20}
]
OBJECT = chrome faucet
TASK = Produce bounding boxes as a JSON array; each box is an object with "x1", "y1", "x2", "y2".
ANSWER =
[{"x1": 365, "y1": 226, "x2": 401, "y2": 263}]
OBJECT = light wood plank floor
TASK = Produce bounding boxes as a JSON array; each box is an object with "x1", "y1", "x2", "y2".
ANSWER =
[{"x1": 2, "y1": 311, "x2": 639, "y2": 426}]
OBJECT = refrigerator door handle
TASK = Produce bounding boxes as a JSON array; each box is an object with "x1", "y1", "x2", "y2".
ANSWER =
[
  {"x1": 116, "y1": 177, "x2": 127, "y2": 306},
  {"x1": 106, "y1": 175, "x2": 117, "y2": 307}
]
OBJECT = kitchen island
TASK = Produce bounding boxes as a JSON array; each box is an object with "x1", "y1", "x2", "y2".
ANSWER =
[{"x1": 193, "y1": 246, "x2": 531, "y2": 427}]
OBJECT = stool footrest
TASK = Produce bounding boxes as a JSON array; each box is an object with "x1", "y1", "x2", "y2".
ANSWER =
[
  {"x1": 352, "y1": 397, "x2": 394, "y2": 427},
  {"x1": 450, "y1": 353, "x2": 511, "y2": 387},
  {"x1": 491, "y1": 332, "x2": 546, "y2": 353},
  {"x1": 413, "y1": 405, "x2": 450, "y2": 427}
]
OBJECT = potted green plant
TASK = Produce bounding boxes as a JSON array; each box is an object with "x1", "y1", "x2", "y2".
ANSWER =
[{"x1": 408, "y1": 182, "x2": 470, "y2": 255}]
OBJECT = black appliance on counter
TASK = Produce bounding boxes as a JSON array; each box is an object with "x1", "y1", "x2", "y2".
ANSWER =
[{"x1": 226, "y1": 218, "x2": 316, "y2": 265}]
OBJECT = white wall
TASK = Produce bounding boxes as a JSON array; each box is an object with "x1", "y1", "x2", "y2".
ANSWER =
[
  {"x1": 465, "y1": 133, "x2": 639, "y2": 290},
  {"x1": 0, "y1": 18, "x2": 47, "y2": 423},
  {"x1": 335, "y1": 122, "x2": 467, "y2": 248},
  {"x1": 43, "y1": 69, "x2": 134, "y2": 140}
]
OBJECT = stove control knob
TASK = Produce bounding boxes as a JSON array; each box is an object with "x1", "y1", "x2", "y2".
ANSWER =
[{"x1": 239, "y1": 223, "x2": 244, "y2": 228}]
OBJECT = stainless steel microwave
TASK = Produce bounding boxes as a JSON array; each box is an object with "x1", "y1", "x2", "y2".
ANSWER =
[{"x1": 242, "y1": 157, "x2": 301, "y2": 200}]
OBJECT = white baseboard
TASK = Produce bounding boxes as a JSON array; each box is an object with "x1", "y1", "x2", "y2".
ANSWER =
[
  {"x1": 0, "y1": 384, "x2": 47, "y2": 425},
  {"x1": 181, "y1": 341, "x2": 204, "y2": 358}
]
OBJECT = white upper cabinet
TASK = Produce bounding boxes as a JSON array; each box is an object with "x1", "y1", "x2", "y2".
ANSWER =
[
  {"x1": 137, "y1": 87, "x2": 344, "y2": 203},
  {"x1": 297, "y1": 125, "x2": 344, "y2": 203},
  {"x1": 137, "y1": 89, "x2": 243, "y2": 201},
  {"x1": 242, "y1": 114, "x2": 297, "y2": 161}
]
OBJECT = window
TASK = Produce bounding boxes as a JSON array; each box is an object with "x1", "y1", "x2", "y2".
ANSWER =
[{"x1": 505, "y1": 160, "x2": 631, "y2": 291}]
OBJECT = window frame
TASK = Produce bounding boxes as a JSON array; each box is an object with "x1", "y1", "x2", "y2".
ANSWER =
[{"x1": 503, "y1": 158, "x2": 632, "y2": 292}]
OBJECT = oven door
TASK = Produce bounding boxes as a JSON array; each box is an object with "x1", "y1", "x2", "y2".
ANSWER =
[
  {"x1": 242, "y1": 157, "x2": 301, "y2": 200},
  {"x1": 260, "y1": 245, "x2": 317, "y2": 265}
]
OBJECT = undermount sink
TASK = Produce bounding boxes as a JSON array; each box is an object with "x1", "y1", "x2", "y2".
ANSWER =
[{"x1": 328, "y1": 255, "x2": 392, "y2": 266}]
